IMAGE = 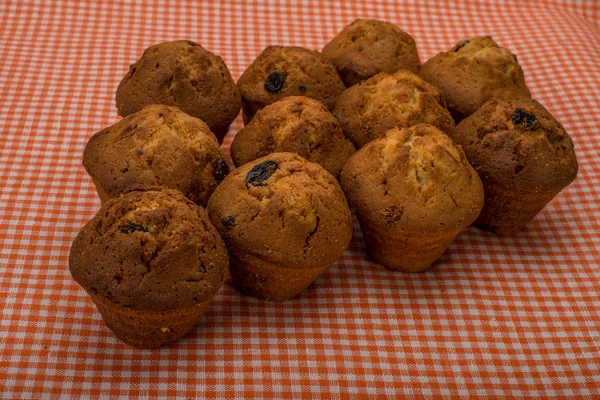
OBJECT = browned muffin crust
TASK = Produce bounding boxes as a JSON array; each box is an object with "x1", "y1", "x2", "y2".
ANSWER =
[
  {"x1": 83, "y1": 104, "x2": 229, "y2": 207},
  {"x1": 333, "y1": 69, "x2": 455, "y2": 148},
  {"x1": 451, "y1": 98, "x2": 578, "y2": 233},
  {"x1": 115, "y1": 40, "x2": 241, "y2": 141},
  {"x1": 322, "y1": 19, "x2": 421, "y2": 87},
  {"x1": 236, "y1": 46, "x2": 345, "y2": 122},
  {"x1": 419, "y1": 36, "x2": 531, "y2": 121},
  {"x1": 69, "y1": 187, "x2": 228, "y2": 311},
  {"x1": 230, "y1": 96, "x2": 356, "y2": 177},
  {"x1": 207, "y1": 152, "x2": 353, "y2": 269},
  {"x1": 341, "y1": 124, "x2": 483, "y2": 232}
]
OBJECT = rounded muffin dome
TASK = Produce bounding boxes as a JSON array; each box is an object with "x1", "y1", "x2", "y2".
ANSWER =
[
  {"x1": 83, "y1": 104, "x2": 229, "y2": 207},
  {"x1": 419, "y1": 36, "x2": 531, "y2": 120},
  {"x1": 115, "y1": 40, "x2": 241, "y2": 141},
  {"x1": 322, "y1": 18, "x2": 421, "y2": 86},
  {"x1": 69, "y1": 187, "x2": 228, "y2": 311},
  {"x1": 208, "y1": 152, "x2": 353, "y2": 269},
  {"x1": 333, "y1": 69, "x2": 455, "y2": 148},
  {"x1": 230, "y1": 96, "x2": 356, "y2": 177},
  {"x1": 341, "y1": 124, "x2": 483, "y2": 232}
]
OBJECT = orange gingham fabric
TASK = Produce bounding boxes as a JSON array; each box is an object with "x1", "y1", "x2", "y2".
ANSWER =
[{"x1": 1, "y1": 0, "x2": 599, "y2": 397}]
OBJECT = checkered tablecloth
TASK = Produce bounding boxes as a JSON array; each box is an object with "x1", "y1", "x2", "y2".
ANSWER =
[{"x1": 1, "y1": 0, "x2": 599, "y2": 397}]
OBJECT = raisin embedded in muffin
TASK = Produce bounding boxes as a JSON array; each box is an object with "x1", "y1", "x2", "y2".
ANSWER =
[
  {"x1": 230, "y1": 96, "x2": 356, "y2": 177},
  {"x1": 68, "y1": 187, "x2": 228, "y2": 348},
  {"x1": 340, "y1": 124, "x2": 484, "y2": 272},
  {"x1": 207, "y1": 152, "x2": 353, "y2": 301},
  {"x1": 115, "y1": 40, "x2": 241, "y2": 142},
  {"x1": 419, "y1": 36, "x2": 531, "y2": 121},
  {"x1": 83, "y1": 104, "x2": 229, "y2": 207},
  {"x1": 236, "y1": 46, "x2": 345, "y2": 123},
  {"x1": 450, "y1": 98, "x2": 578, "y2": 234},
  {"x1": 322, "y1": 19, "x2": 421, "y2": 87},
  {"x1": 333, "y1": 69, "x2": 455, "y2": 148}
]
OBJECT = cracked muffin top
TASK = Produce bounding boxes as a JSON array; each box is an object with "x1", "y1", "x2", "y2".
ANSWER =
[
  {"x1": 230, "y1": 96, "x2": 356, "y2": 177},
  {"x1": 207, "y1": 152, "x2": 353, "y2": 269},
  {"x1": 340, "y1": 124, "x2": 484, "y2": 233},
  {"x1": 322, "y1": 18, "x2": 421, "y2": 87},
  {"x1": 69, "y1": 187, "x2": 228, "y2": 311},
  {"x1": 236, "y1": 46, "x2": 345, "y2": 122},
  {"x1": 419, "y1": 36, "x2": 531, "y2": 120},
  {"x1": 83, "y1": 104, "x2": 229, "y2": 207},
  {"x1": 115, "y1": 40, "x2": 241, "y2": 141},
  {"x1": 333, "y1": 69, "x2": 455, "y2": 148},
  {"x1": 450, "y1": 98, "x2": 578, "y2": 191}
]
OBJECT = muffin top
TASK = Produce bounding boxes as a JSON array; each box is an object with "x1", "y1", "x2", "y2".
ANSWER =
[
  {"x1": 115, "y1": 40, "x2": 241, "y2": 140},
  {"x1": 230, "y1": 96, "x2": 356, "y2": 177},
  {"x1": 322, "y1": 19, "x2": 421, "y2": 86},
  {"x1": 207, "y1": 153, "x2": 353, "y2": 269},
  {"x1": 419, "y1": 36, "x2": 531, "y2": 119},
  {"x1": 69, "y1": 187, "x2": 228, "y2": 311},
  {"x1": 236, "y1": 46, "x2": 345, "y2": 122},
  {"x1": 340, "y1": 124, "x2": 484, "y2": 232},
  {"x1": 83, "y1": 104, "x2": 229, "y2": 207},
  {"x1": 450, "y1": 98, "x2": 578, "y2": 191},
  {"x1": 333, "y1": 69, "x2": 455, "y2": 148}
]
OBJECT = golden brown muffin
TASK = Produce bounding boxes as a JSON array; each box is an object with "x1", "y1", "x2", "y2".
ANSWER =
[
  {"x1": 333, "y1": 69, "x2": 455, "y2": 148},
  {"x1": 115, "y1": 40, "x2": 241, "y2": 142},
  {"x1": 83, "y1": 104, "x2": 229, "y2": 207},
  {"x1": 419, "y1": 36, "x2": 531, "y2": 121},
  {"x1": 322, "y1": 19, "x2": 421, "y2": 87},
  {"x1": 230, "y1": 96, "x2": 356, "y2": 177},
  {"x1": 236, "y1": 46, "x2": 345, "y2": 122},
  {"x1": 450, "y1": 98, "x2": 578, "y2": 234},
  {"x1": 69, "y1": 187, "x2": 228, "y2": 348},
  {"x1": 207, "y1": 153, "x2": 353, "y2": 301},
  {"x1": 340, "y1": 124, "x2": 484, "y2": 272}
]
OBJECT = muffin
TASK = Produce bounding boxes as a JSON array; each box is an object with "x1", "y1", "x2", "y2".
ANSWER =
[
  {"x1": 333, "y1": 69, "x2": 455, "y2": 148},
  {"x1": 419, "y1": 36, "x2": 531, "y2": 121},
  {"x1": 230, "y1": 96, "x2": 356, "y2": 177},
  {"x1": 115, "y1": 40, "x2": 241, "y2": 142},
  {"x1": 83, "y1": 104, "x2": 229, "y2": 207},
  {"x1": 340, "y1": 124, "x2": 484, "y2": 272},
  {"x1": 450, "y1": 98, "x2": 578, "y2": 234},
  {"x1": 236, "y1": 46, "x2": 345, "y2": 122},
  {"x1": 322, "y1": 19, "x2": 421, "y2": 87},
  {"x1": 207, "y1": 153, "x2": 353, "y2": 301},
  {"x1": 68, "y1": 187, "x2": 228, "y2": 348}
]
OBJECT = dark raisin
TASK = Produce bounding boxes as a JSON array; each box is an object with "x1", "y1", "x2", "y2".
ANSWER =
[
  {"x1": 264, "y1": 71, "x2": 286, "y2": 93},
  {"x1": 512, "y1": 108, "x2": 540, "y2": 130},
  {"x1": 453, "y1": 39, "x2": 470, "y2": 52},
  {"x1": 212, "y1": 157, "x2": 229, "y2": 182},
  {"x1": 119, "y1": 222, "x2": 148, "y2": 233},
  {"x1": 298, "y1": 85, "x2": 307, "y2": 93},
  {"x1": 223, "y1": 216, "x2": 236, "y2": 228},
  {"x1": 197, "y1": 263, "x2": 206, "y2": 273},
  {"x1": 245, "y1": 160, "x2": 279, "y2": 187}
]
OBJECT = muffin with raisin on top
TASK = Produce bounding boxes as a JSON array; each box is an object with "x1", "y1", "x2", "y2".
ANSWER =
[
  {"x1": 451, "y1": 98, "x2": 578, "y2": 234},
  {"x1": 237, "y1": 46, "x2": 345, "y2": 123},
  {"x1": 207, "y1": 153, "x2": 353, "y2": 301}
]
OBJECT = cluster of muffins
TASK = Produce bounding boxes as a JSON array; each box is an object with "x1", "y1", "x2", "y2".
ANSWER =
[{"x1": 69, "y1": 20, "x2": 578, "y2": 348}]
